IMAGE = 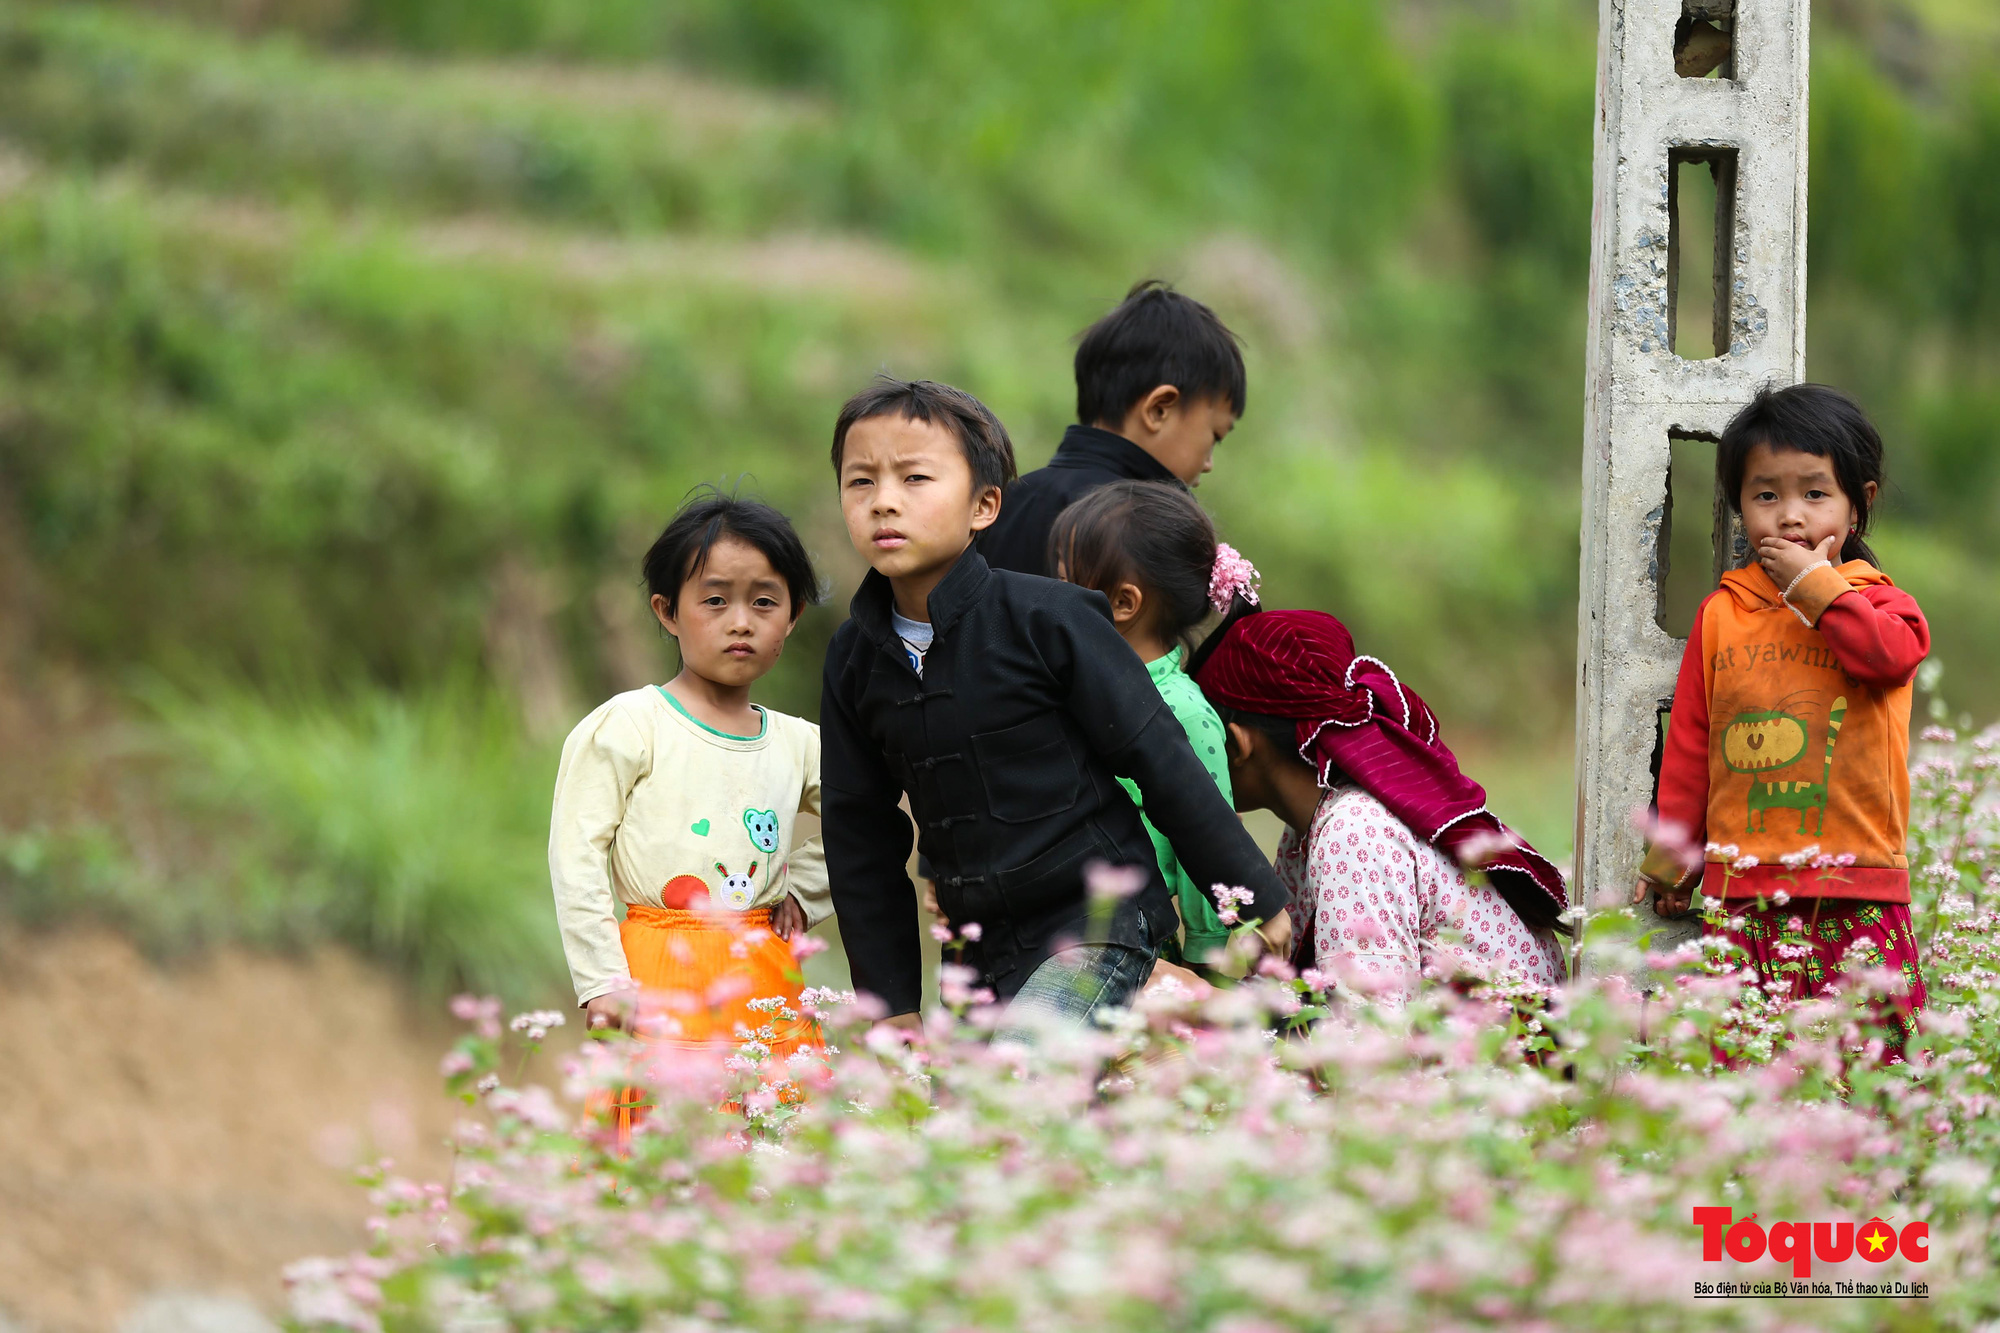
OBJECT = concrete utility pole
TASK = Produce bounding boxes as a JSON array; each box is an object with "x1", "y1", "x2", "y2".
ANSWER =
[{"x1": 1574, "y1": 0, "x2": 1810, "y2": 949}]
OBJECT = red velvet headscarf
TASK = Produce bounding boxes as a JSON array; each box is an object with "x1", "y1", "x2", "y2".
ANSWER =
[{"x1": 1193, "y1": 608, "x2": 1568, "y2": 927}]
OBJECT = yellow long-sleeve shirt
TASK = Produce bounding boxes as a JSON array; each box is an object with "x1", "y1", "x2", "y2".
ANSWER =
[{"x1": 548, "y1": 685, "x2": 830, "y2": 1007}]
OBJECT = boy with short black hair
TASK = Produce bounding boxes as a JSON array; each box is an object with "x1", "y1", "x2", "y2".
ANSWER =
[
  {"x1": 820, "y1": 377, "x2": 1287, "y2": 1031},
  {"x1": 979, "y1": 279, "x2": 1246, "y2": 578}
]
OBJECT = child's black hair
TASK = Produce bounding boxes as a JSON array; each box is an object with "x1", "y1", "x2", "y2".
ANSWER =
[
  {"x1": 1187, "y1": 594, "x2": 1259, "y2": 677},
  {"x1": 1210, "y1": 703, "x2": 1295, "y2": 755},
  {"x1": 1074, "y1": 279, "x2": 1247, "y2": 428},
  {"x1": 830, "y1": 376, "x2": 1017, "y2": 495},
  {"x1": 1210, "y1": 700, "x2": 1352, "y2": 786},
  {"x1": 642, "y1": 484, "x2": 822, "y2": 620},
  {"x1": 1200, "y1": 700, "x2": 1360, "y2": 784},
  {"x1": 1719, "y1": 382, "x2": 1885, "y2": 566},
  {"x1": 1048, "y1": 480, "x2": 1216, "y2": 656}
]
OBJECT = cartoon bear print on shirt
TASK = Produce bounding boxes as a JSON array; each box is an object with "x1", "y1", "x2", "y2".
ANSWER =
[{"x1": 743, "y1": 808, "x2": 781, "y2": 855}]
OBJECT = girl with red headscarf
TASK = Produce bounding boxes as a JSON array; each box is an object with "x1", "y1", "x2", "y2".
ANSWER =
[{"x1": 1190, "y1": 568, "x2": 1570, "y2": 1001}]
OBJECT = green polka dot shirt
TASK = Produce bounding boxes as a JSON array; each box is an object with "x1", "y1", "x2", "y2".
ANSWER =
[{"x1": 1117, "y1": 646, "x2": 1235, "y2": 963}]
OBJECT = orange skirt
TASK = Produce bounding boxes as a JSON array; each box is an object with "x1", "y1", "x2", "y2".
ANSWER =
[{"x1": 604, "y1": 904, "x2": 816, "y2": 1139}]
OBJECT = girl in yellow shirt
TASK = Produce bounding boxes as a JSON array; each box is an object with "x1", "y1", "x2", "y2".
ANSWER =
[{"x1": 549, "y1": 488, "x2": 828, "y2": 1122}]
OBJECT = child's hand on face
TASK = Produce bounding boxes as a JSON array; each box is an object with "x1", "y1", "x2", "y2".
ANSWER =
[
  {"x1": 1757, "y1": 531, "x2": 1839, "y2": 589},
  {"x1": 770, "y1": 893, "x2": 807, "y2": 941}
]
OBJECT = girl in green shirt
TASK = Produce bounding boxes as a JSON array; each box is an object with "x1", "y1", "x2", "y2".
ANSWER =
[{"x1": 1049, "y1": 481, "x2": 1251, "y2": 967}]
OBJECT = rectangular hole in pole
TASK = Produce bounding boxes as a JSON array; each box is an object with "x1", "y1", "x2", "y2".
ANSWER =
[
  {"x1": 1667, "y1": 147, "x2": 1738, "y2": 360},
  {"x1": 1675, "y1": 1, "x2": 1735, "y2": 78},
  {"x1": 1656, "y1": 431, "x2": 1727, "y2": 637}
]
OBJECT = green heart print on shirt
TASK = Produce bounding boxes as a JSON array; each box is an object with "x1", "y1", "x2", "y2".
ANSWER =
[{"x1": 691, "y1": 818, "x2": 711, "y2": 836}]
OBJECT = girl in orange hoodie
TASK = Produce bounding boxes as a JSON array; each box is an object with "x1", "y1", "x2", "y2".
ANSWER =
[{"x1": 1637, "y1": 384, "x2": 1929, "y2": 1048}]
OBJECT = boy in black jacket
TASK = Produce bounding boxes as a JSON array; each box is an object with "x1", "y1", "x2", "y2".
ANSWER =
[
  {"x1": 820, "y1": 376, "x2": 1288, "y2": 1033},
  {"x1": 978, "y1": 280, "x2": 1244, "y2": 578}
]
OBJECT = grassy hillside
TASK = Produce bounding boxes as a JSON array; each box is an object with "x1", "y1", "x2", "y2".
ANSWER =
[{"x1": 0, "y1": 0, "x2": 1996, "y2": 999}]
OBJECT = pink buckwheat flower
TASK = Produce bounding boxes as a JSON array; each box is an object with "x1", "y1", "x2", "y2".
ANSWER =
[
  {"x1": 449, "y1": 994, "x2": 502, "y2": 1039},
  {"x1": 1779, "y1": 844, "x2": 1819, "y2": 871},
  {"x1": 1457, "y1": 828, "x2": 1516, "y2": 868},
  {"x1": 1632, "y1": 810, "x2": 1703, "y2": 873},
  {"x1": 1085, "y1": 861, "x2": 1146, "y2": 902},
  {"x1": 508, "y1": 1010, "x2": 566, "y2": 1044},
  {"x1": 1210, "y1": 883, "x2": 1255, "y2": 926}
]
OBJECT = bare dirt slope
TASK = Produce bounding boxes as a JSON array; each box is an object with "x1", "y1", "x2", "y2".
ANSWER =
[{"x1": 0, "y1": 928, "x2": 457, "y2": 1332}]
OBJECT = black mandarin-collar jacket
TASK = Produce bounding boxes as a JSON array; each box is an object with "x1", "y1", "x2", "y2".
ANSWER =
[
  {"x1": 976, "y1": 424, "x2": 1182, "y2": 578},
  {"x1": 819, "y1": 550, "x2": 1289, "y2": 1016}
]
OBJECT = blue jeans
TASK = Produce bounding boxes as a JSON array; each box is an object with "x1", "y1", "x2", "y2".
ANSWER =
[{"x1": 993, "y1": 942, "x2": 1156, "y2": 1046}]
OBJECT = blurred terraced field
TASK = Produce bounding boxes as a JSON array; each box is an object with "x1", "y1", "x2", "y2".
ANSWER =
[{"x1": 0, "y1": 0, "x2": 1996, "y2": 1001}]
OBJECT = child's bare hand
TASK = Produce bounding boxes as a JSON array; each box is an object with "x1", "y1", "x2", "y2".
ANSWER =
[
  {"x1": 1757, "y1": 532, "x2": 1839, "y2": 589},
  {"x1": 584, "y1": 991, "x2": 632, "y2": 1033},
  {"x1": 1650, "y1": 883, "x2": 1695, "y2": 918},
  {"x1": 770, "y1": 893, "x2": 807, "y2": 941},
  {"x1": 1143, "y1": 958, "x2": 1211, "y2": 999},
  {"x1": 1256, "y1": 910, "x2": 1293, "y2": 960},
  {"x1": 920, "y1": 878, "x2": 946, "y2": 928}
]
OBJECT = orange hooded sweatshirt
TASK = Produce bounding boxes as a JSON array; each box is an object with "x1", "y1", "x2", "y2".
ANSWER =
[{"x1": 1640, "y1": 561, "x2": 1929, "y2": 902}]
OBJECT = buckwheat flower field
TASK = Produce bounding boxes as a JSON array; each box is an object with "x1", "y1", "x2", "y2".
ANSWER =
[{"x1": 288, "y1": 724, "x2": 2000, "y2": 1332}]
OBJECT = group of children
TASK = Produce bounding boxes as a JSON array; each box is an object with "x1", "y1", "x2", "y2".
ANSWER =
[{"x1": 548, "y1": 280, "x2": 1931, "y2": 1063}]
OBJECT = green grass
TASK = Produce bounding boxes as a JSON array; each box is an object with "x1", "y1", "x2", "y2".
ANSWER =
[
  {"x1": 2, "y1": 684, "x2": 569, "y2": 1002},
  {"x1": 0, "y1": 111, "x2": 1601, "y2": 735},
  {"x1": 0, "y1": 5, "x2": 840, "y2": 234},
  {"x1": 155, "y1": 683, "x2": 567, "y2": 998}
]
